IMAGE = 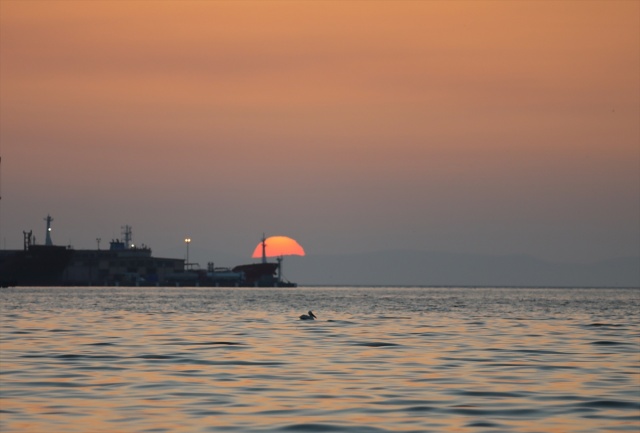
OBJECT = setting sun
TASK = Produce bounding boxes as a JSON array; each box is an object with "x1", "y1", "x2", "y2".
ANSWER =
[{"x1": 252, "y1": 236, "x2": 306, "y2": 258}]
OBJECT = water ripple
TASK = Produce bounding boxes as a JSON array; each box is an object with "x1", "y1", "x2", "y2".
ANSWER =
[{"x1": 1, "y1": 286, "x2": 638, "y2": 433}]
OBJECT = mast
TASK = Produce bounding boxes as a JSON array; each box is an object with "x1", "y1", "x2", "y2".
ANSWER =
[
  {"x1": 261, "y1": 233, "x2": 267, "y2": 264},
  {"x1": 23, "y1": 230, "x2": 33, "y2": 251},
  {"x1": 122, "y1": 225, "x2": 132, "y2": 249},
  {"x1": 44, "y1": 215, "x2": 53, "y2": 246}
]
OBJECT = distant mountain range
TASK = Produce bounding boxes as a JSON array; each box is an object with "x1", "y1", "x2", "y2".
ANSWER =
[{"x1": 282, "y1": 250, "x2": 639, "y2": 287}]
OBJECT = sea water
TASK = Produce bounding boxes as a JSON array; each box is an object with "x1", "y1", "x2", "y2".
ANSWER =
[{"x1": 1, "y1": 287, "x2": 638, "y2": 433}]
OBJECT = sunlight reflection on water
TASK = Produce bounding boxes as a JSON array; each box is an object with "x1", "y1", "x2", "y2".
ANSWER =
[{"x1": 1, "y1": 287, "x2": 639, "y2": 433}]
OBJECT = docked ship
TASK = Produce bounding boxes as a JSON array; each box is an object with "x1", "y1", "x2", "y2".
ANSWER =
[
  {"x1": 0, "y1": 216, "x2": 296, "y2": 287},
  {"x1": 165, "y1": 235, "x2": 296, "y2": 287},
  {"x1": 0, "y1": 217, "x2": 74, "y2": 287},
  {"x1": 0, "y1": 244, "x2": 74, "y2": 287}
]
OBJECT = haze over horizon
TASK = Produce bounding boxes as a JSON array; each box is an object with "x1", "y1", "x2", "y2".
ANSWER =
[{"x1": 1, "y1": 1, "x2": 638, "y2": 274}]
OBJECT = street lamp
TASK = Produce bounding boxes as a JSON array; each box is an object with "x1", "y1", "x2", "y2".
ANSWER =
[{"x1": 184, "y1": 238, "x2": 191, "y2": 270}]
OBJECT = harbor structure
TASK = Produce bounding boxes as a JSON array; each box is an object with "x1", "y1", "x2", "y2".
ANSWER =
[{"x1": 1, "y1": 217, "x2": 298, "y2": 287}]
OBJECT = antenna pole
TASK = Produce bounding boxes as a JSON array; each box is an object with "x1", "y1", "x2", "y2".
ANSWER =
[
  {"x1": 44, "y1": 215, "x2": 54, "y2": 246},
  {"x1": 23, "y1": 230, "x2": 33, "y2": 251},
  {"x1": 122, "y1": 225, "x2": 132, "y2": 249}
]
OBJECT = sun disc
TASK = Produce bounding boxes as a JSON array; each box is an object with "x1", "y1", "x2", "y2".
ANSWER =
[{"x1": 251, "y1": 236, "x2": 305, "y2": 258}]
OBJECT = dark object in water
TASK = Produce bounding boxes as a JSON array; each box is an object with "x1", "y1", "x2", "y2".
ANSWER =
[{"x1": 300, "y1": 311, "x2": 317, "y2": 320}]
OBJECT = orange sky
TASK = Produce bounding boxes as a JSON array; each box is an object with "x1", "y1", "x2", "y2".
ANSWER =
[{"x1": 1, "y1": 0, "x2": 638, "y2": 264}]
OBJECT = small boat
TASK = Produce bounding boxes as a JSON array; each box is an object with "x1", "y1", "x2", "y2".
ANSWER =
[{"x1": 300, "y1": 310, "x2": 317, "y2": 320}]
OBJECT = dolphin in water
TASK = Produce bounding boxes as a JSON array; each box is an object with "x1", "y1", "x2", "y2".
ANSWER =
[{"x1": 300, "y1": 310, "x2": 317, "y2": 320}]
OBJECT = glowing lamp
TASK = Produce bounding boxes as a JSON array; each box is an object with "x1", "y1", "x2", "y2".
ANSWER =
[{"x1": 184, "y1": 238, "x2": 192, "y2": 268}]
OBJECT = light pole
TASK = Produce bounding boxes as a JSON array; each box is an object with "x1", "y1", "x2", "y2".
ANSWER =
[{"x1": 184, "y1": 238, "x2": 191, "y2": 270}]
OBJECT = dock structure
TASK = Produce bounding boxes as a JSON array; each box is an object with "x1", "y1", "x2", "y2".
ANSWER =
[{"x1": 1, "y1": 220, "x2": 298, "y2": 287}]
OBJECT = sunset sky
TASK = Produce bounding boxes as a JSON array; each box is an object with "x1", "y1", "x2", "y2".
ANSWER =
[{"x1": 1, "y1": 0, "x2": 638, "y2": 267}]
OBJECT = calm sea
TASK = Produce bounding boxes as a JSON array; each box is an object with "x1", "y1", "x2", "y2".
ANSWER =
[{"x1": 1, "y1": 287, "x2": 638, "y2": 433}]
